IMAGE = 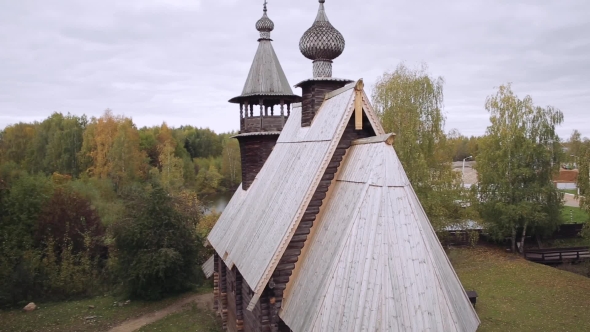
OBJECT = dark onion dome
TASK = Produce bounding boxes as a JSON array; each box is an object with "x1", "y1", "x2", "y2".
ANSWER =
[
  {"x1": 299, "y1": 0, "x2": 345, "y2": 62},
  {"x1": 256, "y1": 2, "x2": 274, "y2": 39}
]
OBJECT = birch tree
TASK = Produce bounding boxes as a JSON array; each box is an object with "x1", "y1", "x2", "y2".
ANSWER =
[
  {"x1": 372, "y1": 63, "x2": 464, "y2": 230},
  {"x1": 476, "y1": 83, "x2": 564, "y2": 253}
]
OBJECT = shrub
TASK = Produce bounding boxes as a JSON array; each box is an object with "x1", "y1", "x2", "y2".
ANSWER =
[{"x1": 113, "y1": 185, "x2": 202, "y2": 300}]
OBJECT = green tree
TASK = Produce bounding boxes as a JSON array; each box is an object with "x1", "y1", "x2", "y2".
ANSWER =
[
  {"x1": 476, "y1": 83, "x2": 564, "y2": 253},
  {"x1": 578, "y1": 138, "x2": 590, "y2": 218},
  {"x1": 157, "y1": 124, "x2": 184, "y2": 190},
  {"x1": 113, "y1": 185, "x2": 202, "y2": 300},
  {"x1": 221, "y1": 138, "x2": 241, "y2": 188},
  {"x1": 109, "y1": 119, "x2": 147, "y2": 188},
  {"x1": 372, "y1": 63, "x2": 464, "y2": 230}
]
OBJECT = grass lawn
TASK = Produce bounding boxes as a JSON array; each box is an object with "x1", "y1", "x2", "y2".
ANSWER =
[
  {"x1": 560, "y1": 189, "x2": 579, "y2": 195},
  {"x1": 138, "y1": 302, "x2": 221, "y2": 332},
  {"x1": 0, "y1": 286, "x2": 214, "y2": 332},
  {"x1": 450, "y1": 246, "x2": 590, "y2": 331},
  {"x1": 561, "y1": 206, "x2": 590, "y2": 224}
]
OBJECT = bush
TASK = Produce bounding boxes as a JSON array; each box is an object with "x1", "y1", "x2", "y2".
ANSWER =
[{"x1": 113, "y1": 185, "x2": 202, "y2": 300}]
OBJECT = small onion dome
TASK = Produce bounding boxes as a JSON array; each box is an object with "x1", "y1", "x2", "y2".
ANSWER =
[
  {"x1": 256, "y1": 2, "x2": 274, "y2": 36},
  {"x1": 299, "y1": 0, "x2": 345, "y2": 61}
]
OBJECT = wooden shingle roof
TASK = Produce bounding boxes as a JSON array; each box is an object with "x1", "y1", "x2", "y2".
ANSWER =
[
  {"x1": 208, "y1": 81, "x2": 384, "y2": 309},
  {"x1": 280, "y1": 137, "x2": 480, "y2": 331}
]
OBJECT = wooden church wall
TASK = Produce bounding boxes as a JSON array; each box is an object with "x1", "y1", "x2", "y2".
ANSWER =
[
  {"x1": 272, "y1": 113, "x2": 376, "y2": 332},
  {"x1": 238, "y1": 135, "x2": 280, "y2": 190}
]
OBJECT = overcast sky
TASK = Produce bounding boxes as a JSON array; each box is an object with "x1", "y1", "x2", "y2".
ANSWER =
[{"x1": 1, "y1": 0, "x2": 588, "y2": 138}]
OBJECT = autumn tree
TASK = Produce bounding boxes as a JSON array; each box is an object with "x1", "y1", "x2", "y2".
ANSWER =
[
  {"x1": 80, "y1": 110, "x2": 146, "y2": 189},
  {"x1": 109, "y1": 119, "x2": 147, "y2": 188},
  {"x1": 156, "y1": 123, "x2": 184, "y2": 189},
  {"x1": 476, "y1": 83, "x2": 564, "y2": 253},
  {"x1": 372, "y1": 63, "x2": 464, "y2": 230},
  {"x1": 0, "y1": 123, "x2": 36, "y2": 169}
]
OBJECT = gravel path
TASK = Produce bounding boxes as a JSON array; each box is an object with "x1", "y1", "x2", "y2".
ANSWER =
[{"x1": 106, "y1": 293, "x2": 214, "y2": 332}]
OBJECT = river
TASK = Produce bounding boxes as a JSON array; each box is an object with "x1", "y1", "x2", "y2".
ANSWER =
[{"x1": 201, "y1": 191, "x2": 233, "y2": 215}]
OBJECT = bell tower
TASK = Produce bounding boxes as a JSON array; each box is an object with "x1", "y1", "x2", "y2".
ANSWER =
[{"x1": 229, "y1": 2, "x2": 302, "y2": 190}]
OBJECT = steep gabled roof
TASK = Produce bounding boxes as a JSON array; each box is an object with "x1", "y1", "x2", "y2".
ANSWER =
[
  {"x1": 208, "y1": 81, "x2": 384, "y2": 309},
  {"x1": 280, "y1": 135, "x2": 480, "y2": 332}
]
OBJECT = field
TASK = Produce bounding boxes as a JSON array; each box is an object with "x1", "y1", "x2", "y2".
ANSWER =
[
  {"x1": 450, "y1": 246, "x2": 590, "y2": 331},
  {"x1": 137, "y1": 303, "x2": 221, "y2": 332},
  {"x1": 561, "y1": 206, "x2": 590, "y2": 224},
  {"x1": 0, "y1": 287, "x2": 216, "y2": 332},
  {"x1": 4, "y1": 248, "x2": 590, "y2": 331}
]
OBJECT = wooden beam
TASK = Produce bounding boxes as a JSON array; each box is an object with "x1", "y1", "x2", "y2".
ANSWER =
[
  {"x1": 354, "y1": 79, "x2": 364, "y2": 130},
  {"x1": 351, "y1": 133, "x2": 396, "y2": 146}
]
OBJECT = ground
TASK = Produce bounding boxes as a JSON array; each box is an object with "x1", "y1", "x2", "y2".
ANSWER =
[
  {"x1": 450, "y1": 246, "x2": 590, "y2": 331},
  {"x1": 561, "y1": 205, "x2": 589, "y2": 224},
  {"x1": 4, "y1": 248, "x2": 590, "y2": 331},
  {"x1": 0, "y1": 287, "x2": 216, "y2": 332}
]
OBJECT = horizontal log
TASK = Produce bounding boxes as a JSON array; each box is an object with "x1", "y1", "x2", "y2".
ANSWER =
[
  {"x1": 282, "y1": 249, "x2": 301, "y2": 257},
  {"x1": 298, "y1": 221, "x2": 313, "y2": 229},
  {"x1": 300, "y1": 215, "x2": 317, "y2": 222},
  {"x1": 321, "y1": 173, "x2": 335, "y2": 181},
  {"x1": 275, "y1": 263, "x2": 295, "y2": 271},
  {"x1": 279, "y1": 256, "x2": 298, "y2": 264},
  {"x1": 287, "y1": 242, "x2": 305, "y2": 249},
  {"x1": 272, "y1": 276, "x2": 291, "y2": 284},
  {"x1": 290, "y1": 234, "x2": 308, "y2": 242},
  {"x1": 294, "y1": 228, "x2": 310, "y2": 236},
  {"x1": 304, "y1": 207, "x2": 320, "y2": 215}
]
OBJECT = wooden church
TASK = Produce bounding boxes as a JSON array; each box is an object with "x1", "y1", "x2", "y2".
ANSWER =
[{"x1": 205, "y1": 1, "x2": 480, "y2": 331}]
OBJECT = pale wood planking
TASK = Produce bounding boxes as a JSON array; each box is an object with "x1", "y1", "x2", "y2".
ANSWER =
[
  {"x1": 208, "y1": 85, "x2": 369, "y2": 311},
  {"x1": 201, "y1": 255, "x2": 214, "y2": 279},
  {"x1": 280, "y1": 140, "x2": 479, "y2": 332}
]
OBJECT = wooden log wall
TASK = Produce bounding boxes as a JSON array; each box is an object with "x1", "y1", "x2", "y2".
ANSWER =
[
  {"x1": 226, "y1": 268, "x2": 238, "y2": 332},
  {"x1": 240, "y1": 278, "x2": 272, "y2": 331},
  {"x1": 213, "y1": 253, "x2": 220, "y2": 312},
  {"x1": 300, "y1": 80, "x2": 349, "y2": 127},
  {"x1": 237, "y1": 135, "x2": 280, "y2": 190},
  {"x1": 217, "y1": 256, "x2": 229, "y2": 330},
  {"x1": 271, "y1": 113, "x2": 376, "y2": 332}
]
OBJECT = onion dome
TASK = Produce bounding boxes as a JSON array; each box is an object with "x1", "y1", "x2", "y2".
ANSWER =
[
  {"x1": 256, "y1": 1, "x2": 274, "y2": 40},
  {"x1": 299, "y1": 0, "x2": 345, "y2": 78}
]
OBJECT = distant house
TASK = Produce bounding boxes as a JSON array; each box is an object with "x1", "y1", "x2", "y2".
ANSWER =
[
  {"x1": 205, "y1": 2, "x2": 479, "y2": 331},
  {"x1": 553, "y1": 169, "x2": 579, "y2": 190}
]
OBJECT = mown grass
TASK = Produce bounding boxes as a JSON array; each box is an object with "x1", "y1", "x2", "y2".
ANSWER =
[
  {"x1": 560, "y1": 189, "x2": 579, "y2": 195},
  {"x1": 450, "y1": 246, "x2": 590, "y2": 331},
  {"x1": 0, "y1": 286, "x2": 215, "y2": 332},
  {"x1": 138, "y1": 303, "x2": 221, "y2": 332},
  {"x1": 561, "y1": 206, "x2": 590, "y2": 224}
]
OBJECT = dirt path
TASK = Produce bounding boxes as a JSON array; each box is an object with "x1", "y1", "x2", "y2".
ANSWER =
[
  {"x1": 107, "y1": 293, "x2": 214, "y2": 332},
  {"x1": 564, "y1": 193, "x2": 580, "y2": 207}
]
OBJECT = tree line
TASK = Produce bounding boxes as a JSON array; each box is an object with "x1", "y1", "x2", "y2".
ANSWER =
[
  {"x1": 373, "y1": 63, "x2": 585, "y2": 253},
  {"x1": 1, "y1": 62, "x2": 588, "y2": 306},
  {"x1": 0, "y1": 110, "x2": 239, "y2": 306}
]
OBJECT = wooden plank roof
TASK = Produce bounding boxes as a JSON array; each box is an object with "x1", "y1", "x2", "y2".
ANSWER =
[
  {"x1": 230, "y1": 39, "x2": 299, "y2": 102},
  {"x1": 201, "y1": 255, "x2": 214, "y2": 279},
  {"x1": 280, "y1": 139, "x2": 480, "y2": 331},
  {"x1": 207, "y1": 81, "x2": 384, "y2": 309}
]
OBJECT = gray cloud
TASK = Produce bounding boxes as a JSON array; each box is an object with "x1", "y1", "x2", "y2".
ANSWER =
[{"x1": 1, "y1": 0, "x2": 588, "y2": 139}]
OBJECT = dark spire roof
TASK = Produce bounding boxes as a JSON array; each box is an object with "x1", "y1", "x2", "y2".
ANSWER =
[
  {"x1": 229, "y1": 2, "x2": 301, "y2": 104},
  {"x1": 299, "y1": 0, "x2": 345, "y2": 78}
]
